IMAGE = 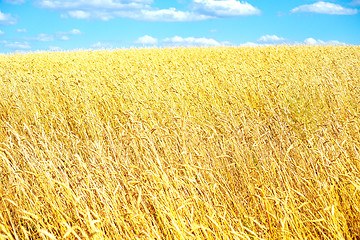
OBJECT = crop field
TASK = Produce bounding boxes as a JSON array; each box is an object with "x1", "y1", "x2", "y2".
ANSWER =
[{"x1": 0, "y1": 46, "x2": 360, "y2": 239}]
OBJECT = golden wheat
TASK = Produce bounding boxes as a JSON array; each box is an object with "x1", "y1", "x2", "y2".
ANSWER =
[{"x1": 0, "y1": 46, "x2": 360, "y2": 239}]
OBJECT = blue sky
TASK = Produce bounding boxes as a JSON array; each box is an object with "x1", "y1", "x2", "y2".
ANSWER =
[{"x1": 0, "y1": 0, "x2": 359, "y2": 53}]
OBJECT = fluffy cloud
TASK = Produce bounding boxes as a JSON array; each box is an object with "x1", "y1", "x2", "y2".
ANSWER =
[
  {"x1": 163, "y1": 36, "x2": 221, "y2": 46},
  {"x1": 60, "y1": 36, "x2": 70, "y2": 41},
  {"x1": 23, "y1": 33, "x2": 54, "y2": 42},
  {"x1": 36, "y1": 0, "x2": 149, "y2": 9},
  {"x1": 304, "y1": 38, "x2": 318, "y2": 45},
  {"x1": 135, "y1": 35, "x2": 158, "y2": 45},
  {"x1": 35, "y1": 0, "x2": 260, "y2": 21},
  {"x1": 68, "y1": 10, "x2": 91, "y2": 19},
  {"x1": 192, "y1": 0, "x2": 261, "y2": 17},
  {"x1": 69, "y1": 29, "x2": 81, "y2": 35},
  {"x1": 239, "y1": 42, "x2": 260, "y2": 47},
  {"x1": 17, "y1": 28, "x2": 27, "y2": 33},
  {"x1": 0, "y1": 11, "x2": 17, "y2": 25},
  {"x1": 91, "y1": 42, "x2": 113, "y2": 49},
  {"x1": 135, "y1": 8, "x2": 210, "y2": 21},
  {"x1": 237, "y1": 37, "x2": 346, "y2": 47},
  {"x1": 62, "y1": 8, "x2": 210, "y2": 22},
  {"x1": 48, "y1": 46, "x2": 61, "y2": 51},
  {"x1": 36, "y1": 33, "x2": 54, "y2": 42},
  {"x1": 56, "y1": 29, "x2": 82, "y2": 41},
  {"x1": 133, "y1": 35, "x2": 225, "y2": 47},
  {"x1": 258, "y1": 35, "x2": 286, "y2": 43},
  {"x1": 291, "y1": 1, "x2": 358, "y2": 15},
  {"x1": 5, "y1": 0, "x2": 26, "y2": 4},
  {"x1": 0, "y1": 30, "x2": 4, "y2": 35},
  {"x1": 36, "y1": 0, "x2": 187, "y2": 21},
  {"x1": 56, "y1": 29, "x2": 82, "y2": 35},
  {"x1": 21, "y1": 29, "x2": 81, "y2": 43},
  {"x1": 303, "y1": 38, "x2": 344, "y2": 45},
  {"x1": 48, "y1": 46, "x2": 62, "y2": 51},
  {"x1": 2, "y1": 40, "x2": 31, "y2": 50}
]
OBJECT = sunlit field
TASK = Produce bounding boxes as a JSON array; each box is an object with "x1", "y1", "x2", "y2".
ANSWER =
[{"x1": 0, "y1": 46, "x2": 359, "y2": 239}]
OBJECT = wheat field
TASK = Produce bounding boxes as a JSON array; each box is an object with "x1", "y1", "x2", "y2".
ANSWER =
[{"x1": 0, "y1": 46, "x2": 360, "y2": 239}]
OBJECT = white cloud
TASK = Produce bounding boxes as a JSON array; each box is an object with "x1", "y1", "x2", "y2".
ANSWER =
[
  {"x1": 5, "y1": 0, "x2": 26, "y2": 4},
  {"x1": 35, "y1": 0, "x2": 154, "y2": 21},
  {"x1": 135, "y1": 8, "x2": 210, "y2": 21},
  {"x1": 0, "y1": 30, "x2": 4, "y2": 35},
  {"x1": 239, "y1": 37, "x2": 345, "y2": 47},
  {"x1": 239, "y1": 42, "x2": 261, "y2": 47},
  {"x1": 3, "y1": 41, "x2": 31, "y2": 50},
  {"x1": 49, "y1": 46, "x2": 62, "y2": 51},
  {"x1": 68, "y1": 10, "x2": 91, "y2": 19},
  {"x1": 192, "y1": 0, "x2": 261, "y2": 17},
  {"x1": 326, "y1": 40, "x2": 344, "y2": 45},
  {"x1": 36, "y1": 0, "x2": 150, "y2": 9},
  {"x1": 91, "y1": 42, "x2": 113, "y2": 49},
  {"x1": 69, "y1": 29, "x2": 81, "y2": 35},
  {"x1": 221, "y1": 41, "x2": 233, "y2": 46},
  {"x1": 291, "y1": 1, "x2": 358, "y2": 15},
  {"x1": 56, "y1": 29, "x2": 82, "y2": 40},
  {"x1": 134, "y1": 35, "x2": 231, "y2": 47},
  {"x1": 36, "y1": 33, "x2": 54, "y2": 42},
  {"x1": 17, "y1": 28, "x2": 27, "y2": 33},
  {"x1": 163, "y1": 36, "x2": 221, "y2": 46},
  {"x1": 35, "y1": 0, "x2": 258, "y2": 21},
  {"x1": 304, "y1": 38, "x2": 318, "y2": 45},
  {"x1": 0, "y1": 11, "x2": 17, "y2": 25},
  {"x1": 22, "y1": 33, "x2": 54, "y2": 42},
  {"x1": 237, "y1": 37, "x2": 346, "y2": 47},
  {"x1": 56, "y1": 29, "x2": 82, "y2": 41},
  {"x1": 304, "y1": 38, "x2": 345, "y2": 45},
  {"x1": 64, "y1": 8, "x2": 210, "y2": 21},
  {"x1": 135, "y1": 35, "x2": 158, "y2": 45},
  {"x1": 258, "y1": 35, "x2": 286, "y2": 43},
  {"x1": 57, "y1": 29, "x2": 82, "y2": 36},
  {"x1": 60, "y1": 36, "x2": 70, "y2": 41}
]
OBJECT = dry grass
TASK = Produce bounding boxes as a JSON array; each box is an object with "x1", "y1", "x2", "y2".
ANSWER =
[{"x1": 0, "y1": 46, "x2": 359, "y2": 239}]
